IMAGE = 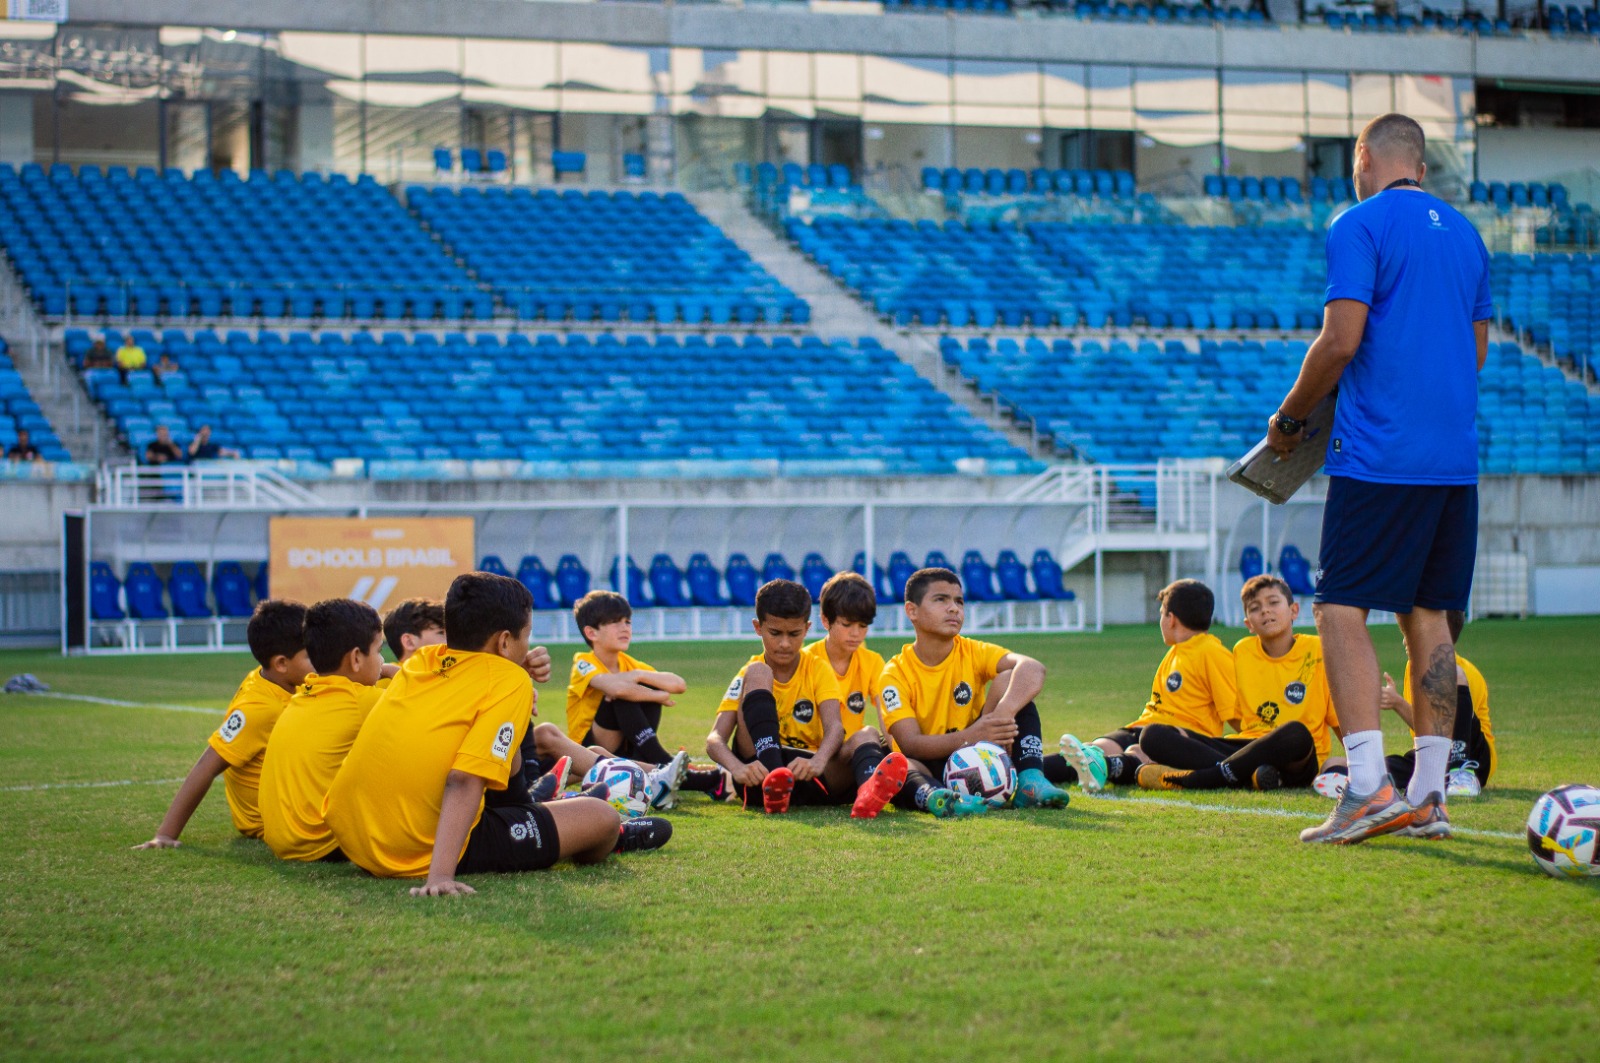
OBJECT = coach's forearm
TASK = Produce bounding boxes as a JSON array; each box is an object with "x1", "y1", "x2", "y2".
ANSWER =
[{"x1": 1279, "y1": 338, "x2": 1355, "y2": 419}]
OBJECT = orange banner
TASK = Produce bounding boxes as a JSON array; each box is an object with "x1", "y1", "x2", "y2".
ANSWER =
[{"x1": 269, "y1": 517, "x2": 476, "y2": 609}]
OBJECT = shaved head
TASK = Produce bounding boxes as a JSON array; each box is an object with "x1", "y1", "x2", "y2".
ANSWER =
[{"x1": 1358, "y1": 113, "x2": 1426, "y2": 170}]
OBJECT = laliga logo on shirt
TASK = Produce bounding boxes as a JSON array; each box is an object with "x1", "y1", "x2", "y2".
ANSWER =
[
  {"x1": 435, "y1": 655, "x2": 457, "y2": 676},
  {"x1": 792, "y1": 699, "x2": 816, "y2": 724},
  {"x1": 575, "y1": 659, "x2": 596, "y2": 677},
  {"x1": 1258, "y1": 700, "x2": 1282, "y2": 726},
  {"x1": 218, "y1": 710, "x2": 245, "y2": 743},
  {"x1": 1166, "y1": 672, "x2": 1184, "y2": 693},
  {"x1": 847, "y1": 692, "x2": 866, "y2": 714},
  {"x1": 883, "y1": 686, "x2": 902, "y2": 710},
  {"x1": 492, "y1": 723, "x2": 515, "y2": 759},
  {"x1": 953, "y1": 682, "x2": 973, "y2": 706}
]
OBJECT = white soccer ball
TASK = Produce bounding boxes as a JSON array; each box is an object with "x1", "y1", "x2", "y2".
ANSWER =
[
  {"x1": 582, "y1": 757, "x2": 651, "y2": 819},
  {"x1": 943, "y1": 742, "x2": 1017, "y2": 808},
  {"x1": 1527, "y1": 784, "x2": 1600, "y2": 879}
]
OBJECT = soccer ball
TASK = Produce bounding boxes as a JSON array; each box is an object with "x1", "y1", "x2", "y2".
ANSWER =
[
  {"x1": 1526, "y1": 784, "x2": 1600, "y2": 879},
  {"x1": 581, "y1": 758, "x2": 651, "y2": 819},
  {"x1": 943, "y1": 742, "x2": 1017, "y2": 808}
]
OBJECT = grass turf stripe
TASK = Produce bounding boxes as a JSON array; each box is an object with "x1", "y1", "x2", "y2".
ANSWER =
[
  {"x1": 1090, "y1": 791, "x2": 1523, "y2": 841},
  {"x1": 18, "y1": 690, "x2": 218, "y2": 715},
  {"x1": 2, "y1": 777, "x2": 185, "y2": 793}
]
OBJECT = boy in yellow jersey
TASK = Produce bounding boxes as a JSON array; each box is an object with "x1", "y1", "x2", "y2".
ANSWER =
[
  {"x1": 804, "y1": 571, "x2": 911, "y2": 819},
  {"x1": 133, "y1": 601, "x2": 311, "y2": 849},
  {"x1": 325, "y1": 572, "x2": 670, "y2": 898},
  {"x1": 566, "y1": 590, "x2": 728, "y2": 806},
  {"x1": 260, "y1": 598, "x2": 396, "y2": 862},
  {"x1": 880, "y1": 567, "x2": 1070, "y2": 816},
  {"x1": 382, "y1": 597, "x2": 446, "y2": 662},
  {"x1": 1058, "y1": 579, "x2": 1236, "y2": 792},
  {"x1": 1137, "y1": 575, "x2": 1340, "y2": 791},
  {"x1": 705, "y1": 579, "x2": 850, "y2": 814},
  {"x1": 1315, "y1": 609, "x2": 1494, "y2": 802}
]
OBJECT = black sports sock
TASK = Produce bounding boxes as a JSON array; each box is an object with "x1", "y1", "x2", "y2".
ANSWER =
[
  {"x1": 1011, "y1": 703, "x2": 1046, "y2": 773},
  {"x1": 892, "y1": 767, "x2": 938, "y2": 811},
  {"x1": 682, "y1": 768, "x2": 725, "y2": 795},
  {"x1": 604, "y1": 699, "x2": 674, "y2": 765},
  {"x1": 1176, "y1": 723, "x2": 1316, "y2": 790},
  {"x1": 739, "y1": 689, "x2": 787, "y2": 771},
  {"x1": 1042, "y1": 754, "x2": 1077, "y2": 785},
  {"x1": 1105, "y1": 755, "x2": 1141, "y2": 785},
  {"x1": 851, "y1": 741, "x2": 888, "y2": 787}
]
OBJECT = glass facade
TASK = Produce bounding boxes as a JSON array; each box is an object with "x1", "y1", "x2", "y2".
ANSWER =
[{"x1": 0, "y1": 24, "x2": 1479, "y2": 194}]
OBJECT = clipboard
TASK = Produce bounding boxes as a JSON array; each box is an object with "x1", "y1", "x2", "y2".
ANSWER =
[{"x1": 1226, "y1": 393, "x2": 1337, "y2": 505}]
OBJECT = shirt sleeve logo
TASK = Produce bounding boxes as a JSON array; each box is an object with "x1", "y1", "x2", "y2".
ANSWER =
[
  {"x1": 724, "y1": 675, "x2": 744, "y2": 702},
  {"x1": 492, "y1": 722, "x2": 515, "y2": 760},
  {"x1": 847, "y1": 691, "x2": 865, "y2": 714},
  {"x1": 1285, "y1": 681, "x2": 1307, "y2": 705},
  {"x1": 218, "y1": 710, "x2": 245, "y2": 743},
  {"x1": 953, "y1": 681, "x2": 973, "y2": 707},
  {"x1": 1166, "y1": 672, "x2": 1184, "y2": 693},
  {"x1": 575, "y1": 659, "x2": 596, "y2": 677},
  {"x1": 792, "y1": 699, "x2": 815, "y2": 724}
]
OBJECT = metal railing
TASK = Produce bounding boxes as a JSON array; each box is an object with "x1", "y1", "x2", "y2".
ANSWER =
[
  {"x1": 97, "y1": 463, "x2": 325, "y2": 509},
  {"x1": 1007, "y1": 459, "x2": 1221, "y2": 536}
]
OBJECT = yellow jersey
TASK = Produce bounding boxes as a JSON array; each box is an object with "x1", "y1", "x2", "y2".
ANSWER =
[
  {"x1": 1232, "y1": 634, "x2": 1340, "y2": 761},
  {"x1": 880, "y1": 636, "x2": 1008, "y2": 738},
  {"x1": 717, "y1": 651, "x2": 843, "y2": 752},
  {"x1": 1127, "y1": 632, "x2": 1236, "y2": 737},
  {"x1": 802, "y1": 640, "x2": 883, "y2": 741},
  {"x1": 205, "y1": 668, "x2": 293, "y2": 838},
  {"x1": 259, "y1": 673, "x2": 388, "y2": 862},
  {"x1": 1402, "y1": 654, "x2": 1495, "y2": 781},
  {"x1": 324, "y1": 645, "x2": 533, "y2": 878},
  {"x1": 566, "y1": 649, "x2": 653, "y2": 742}
]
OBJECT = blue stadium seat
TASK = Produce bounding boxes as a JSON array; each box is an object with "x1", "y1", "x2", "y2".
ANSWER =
[
  {"x1": 960, "y1": 550, "x2": 1001, "y2": 602},
  {"x1": 799, "y1": 552, "x2": 831, "y2": 601},
  {"x1": 1239, "y1": 546, "x2": 1264, "y2": 581},
  {"x1": 687, "y1": 553, "x2": 730, "y2": 607},
  {"x1": 124, "y1": 562, "x2": 169, "y2": 620},
  {"x1": 649, "y1": 554, "x2": 694, "y2": 608},
  {"x1": 1279, "y1": 545, "x2": 1315, "y2": 596},
  {"x1": 850, "y1": 551, "x2": 894, "y2": 603},
  {"x1": 211, "y1": 562, "x2": 255, "y2": 619},
  {"x1": 1031, "y1": 550, "x2": 1075, "y2": 602},
  {"x1": 168, "y1": 562, "x2": 212, "y2": 619},
  {"x1": 555, "y1": 554, "x2": 590, "y2": 608},
  {"x1": 995, "y1": 549, "x2": 1037, "y2": 601},
  {"x1": 762, "y1": 552, "x2": 796, "y2": 584},
  {"x1": 924, "y1": 550, "x2": 953, "y2": 571},
  {"x1": 478, "y1": 555, "x2": 511, "y2": 577},
  {"x1": 516, "y1": 555, "x2": 560, "y2": 610},
  {"x1": 90, "y1": 561, "x2": 125, "y2": 621},
  {"x1": 610, "y1": 556, "x2": 652, "y2": 608},
  {"x1": 887, "y1": 551, "x2": 916, "y2": 604},
  {"x1": 725, "y1": 553, "x2": 759, "y2": 608}
]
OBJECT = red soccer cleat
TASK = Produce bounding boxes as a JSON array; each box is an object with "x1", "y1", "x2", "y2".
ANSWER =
[
  {"x1": 762, "y1": 766, "x2": 795, "y2": 814},
  {"x1": 850, "y1": 751, "x2": 909, "y2": 819}
]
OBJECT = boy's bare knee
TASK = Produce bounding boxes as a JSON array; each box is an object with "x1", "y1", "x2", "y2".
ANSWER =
[
  {"x1": 742, "y1": 662, "x2": 774, "y2": 691},
  {"x1": 844, "y1": 727, "x2": 883, "y2": 752}
]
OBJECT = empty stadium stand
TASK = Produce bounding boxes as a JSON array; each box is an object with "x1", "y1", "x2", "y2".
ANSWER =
[
  {"x1": 941, "y1": 335, "x2": 1600, "y2": 474},
  {"x1": 408, "y1": 186, "x2": 809, "y2": 326},
  {"x1": 67, "y1": 328, "x2": 1029, "y2": 472},
  {"x1": 0, "y1": 163, "x2": 486, "y2": 321}
]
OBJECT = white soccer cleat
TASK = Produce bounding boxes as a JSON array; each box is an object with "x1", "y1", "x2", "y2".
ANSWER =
[
  {"x1": 1445, "y1": 763, "x2": 1482, "y2": 799},
  {"x1": 648, "y1": 749, "x2": 689, "y2": 810},
  {"x1": 1313, "y1": 771, "x2": 1349, "y2": 801},
  {"x1": 1059, "y1": 733, "x2": 1108, "y2": 794}
]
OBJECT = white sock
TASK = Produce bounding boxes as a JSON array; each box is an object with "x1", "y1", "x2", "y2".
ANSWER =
[
  {"x1": 1343, "y1": 730, "x2": 1386, "y2": 795},
  {"x1": 1409, "y1": 736, "x2": 1452, "y2": 804}
]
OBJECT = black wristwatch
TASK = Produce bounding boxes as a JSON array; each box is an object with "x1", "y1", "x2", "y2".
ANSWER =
[{"x1": 1273, "y1": 410, "x2": 1305, "y2": 436}]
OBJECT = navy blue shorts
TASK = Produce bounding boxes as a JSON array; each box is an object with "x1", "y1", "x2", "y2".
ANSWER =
[{"x1": 1314, "y1": 477, "x2": 1477, "y2": 613}]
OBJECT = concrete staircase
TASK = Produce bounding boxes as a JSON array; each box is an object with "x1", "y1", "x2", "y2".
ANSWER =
[
  {"x1": 0, "y1": 257, "x2": 117, "y2": 464},
  {"x1": 691, "y1": 190, "x2": 1049, "y2": 459}
]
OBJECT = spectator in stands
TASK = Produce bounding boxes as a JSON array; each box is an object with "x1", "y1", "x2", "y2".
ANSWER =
[
  {"x1": 5, "y1": 428, "x2": 42, "y2": 463},
  {"x1": 187, "y1": 424, "x2": 239, "y2": 461},
  {"x1": 144, "y1": 424, "x2": 183, "y2": 466},
  {"x1": 83, "y1": 339, "x2": 114, "y2": 370},
  {"x1": 153, "y1": 351, "x2": 181, "y2": 381},
  {"x1": 115, "y1": 336, "x2": 147, "y2": 384}
]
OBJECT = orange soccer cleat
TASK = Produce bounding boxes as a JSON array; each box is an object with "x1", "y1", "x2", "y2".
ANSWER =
[{"x1": 762, "y1": 766, "x2": 796, "y2": 815}]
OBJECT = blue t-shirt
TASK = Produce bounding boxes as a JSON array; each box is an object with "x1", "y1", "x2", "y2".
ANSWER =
[{"x1": 1322, "y1": 189, "x2": 1492, "y2": 485}]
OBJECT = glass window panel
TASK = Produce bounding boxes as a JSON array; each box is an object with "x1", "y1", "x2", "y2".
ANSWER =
[
  {"x1": 765, "y1": 97, "x2": 816, "y2": 120},
  {"x1": 1087, "y1": 65, "x2": 1133, "y2": 111},
  {"x1": 55, "y1": 98, "x2": 160, "y2": 168},
  {"x1": 567, "y1": 43, "x2": 660, "y2": 96},
  {"x1": 363, "y1": 82, "x2": 459, "y2": 108},
  {"x1": 1307, "y1": 72, "x2": 1349, "y2": 117},
  {"x1": 463, "y1": 38, "x2": 558, "y2": 91},
  {"x1": 953, "y1": 104, "x2": 1040, "y2": 128},
  {"x1": 816, "y1": 100, "x2": 864, "y2": 119},
  {"x1": 0, "y1": 22, "x2": 56, "y2": 90},
  {"x1": 671, "y1": 48, "x2": 762, "y2": 101},
  {"x1": 1043, "y1": 106, "x2": 1088, "y2": 130},
  {"x1": 1135, "y1": 67, "x2": 1216, "y2": 114},
  {"x1": 1220, "y1": 69, "x2": 1302, "y2": 115},
  {"x1": 954, "y1": 125, "x2": 1039, "y2": 170},
  {"x1": 568, "y1": 91, "x2": 657, "y2": 116},
  {"x1": 332, "y1": 96, "x2": 364, "y2": 174},
  {"x1": 1308, "y1": 113, "x2": 1353, "y2": 137},
  {"x1": 953, "y1": 59, "x2": 1037, "y2": 107},
  {"x1": 863, "y1": 55, "x2": 949, "y2": 106},
  {"x1": 1223, "y1": 109, "x2": 1306, "y2": 139},
  {"x1": 863, "y1": 100, "x2": 949, "y2": 125},
  {"x1": 814, "y1": 54, "x2": 861, "y2": 101},
  {"x1": 866, "y1": 122, "x2": 953, "y2": 175},
  {"x1": 767, "y1": 52, "x2": 811, "y2": 98},
  {"x1": 59, "y1": 26, "x2": 163, "y2": 91},
  {"x1": 1137, "y1": 110, "x2": 1220, "y2": 147},
  {"x1": 364, "y1": 99, "x2": 460, "y2": 182},
  {"x1": 1351, "y1": 73, "x2": 1392, "y2": 121},
  {"x1": 1043, "y1": 63, "x2": 1087, "y2": 108},
  {"x1": 363, "y1": 35, "x2": 460, "y2": 81},
  {"x1": 1137, "y1": 139, "x2": 1217, "y2": 195},
  {"x1": 277, "y1": 32, "x2": 363, "y2": 82},
  {"x1": 1394, "y1": 74, "x2": 1467, "y2": 130},
  {"x1": 1089, "y1": 109, "x2": 1134, "y2": 132},
  {"x1": 461, "y1": 86, "x2": 559, "y2": 112}
]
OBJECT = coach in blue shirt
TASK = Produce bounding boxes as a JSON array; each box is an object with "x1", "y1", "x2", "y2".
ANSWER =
[{"x1": 1266, "y1": 113, "x2": 1491, "y2": 845}]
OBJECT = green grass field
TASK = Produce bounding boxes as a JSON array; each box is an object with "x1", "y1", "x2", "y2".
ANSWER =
[{"x1": 2, "y1": 619, "x2": 1597, "y2": 1062}]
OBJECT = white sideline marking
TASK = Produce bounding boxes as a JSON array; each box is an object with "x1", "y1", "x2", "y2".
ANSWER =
[
  {"x1": 1091, "y1": 792, "x2": 1524, "y2": 841},
  {"x1": 19, "y1": 691, "x2": 217, "y2": 716},
  {"x1": 2, "y1": 776, "x2": 183, "y2": 793}
]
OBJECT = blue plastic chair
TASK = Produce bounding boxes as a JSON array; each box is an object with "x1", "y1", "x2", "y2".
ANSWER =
[
  {"x1": 725, "y1": 553, "x2": 759, "y2": 608},
  {"x1": 1239, "y1": 545, "x2": 1264, "y2": 581},
  {"x1": 850, "y1": 551, "x2": 894, "y2": 603},
  {"x1": 168, "y1": 562, "x2": 212, "y2": 618},
  {"x1": 516, "y1": 555, "x2": 560, "y2": 610},
  {"x1": 211, "y1": 562, "x2": 254, "y2": 618},
  {"x1": 961, "y1": 550, "x2": 1000, "y2": 602},
  {"x1": 1031, "y1": 550, "x2": 1076, "y2": 602},
  {"x1": 125, "y1": 562, "x2": 169, "y2": 620},
  {"x1": 555, "y1": 555, "x2": 590, "y2": 608},
  {"x1": 799, "y1": 552, "x2": 831, "y2": 601},
  {"x1": 687, "y1": 553, "x2": 730, "y2": 607},
  {"x1": 90, "y1": 561, "x2": 125, "y2": 621},
  {"x1": 924, "y1": 550, "x2": 953, "y2": 571},
  {"x1": 649, "y1": 554, "x2": 693, "y2": 608},
  {"x1": 609, "y1": 556, "x2": 652, "y2": 608},
  {"x1": 887, "y1": 551, "x2": 916, "y2": 604},
  {"x1": 995, "y1": 549, "x2": 1038, "y2": 601},
  {"x1": 1279, "y1": 545, "x2": 1316, "y2": 596},
  {"x1": 762, "y1": 552, "x2": 796, "y2": 584},
  {"x1": 478, "y1": 555, "x2": 511, "y2": 577}
]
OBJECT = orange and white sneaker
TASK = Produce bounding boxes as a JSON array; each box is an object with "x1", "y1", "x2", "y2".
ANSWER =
[
  {"x1": 850, "y1": 752, "x2": 909, "y2": 819},
  {"x1": 1398, "y1": 791, "x2": 1453, "y2": 840},
  {"x1": 762, "y1": 766, "x2": 796, "y2": 814},
  {"x1": 1299, "y1": 774, "x2": 1412, "y2": 844}
]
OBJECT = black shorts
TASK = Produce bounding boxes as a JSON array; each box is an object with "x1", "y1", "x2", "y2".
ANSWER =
[
  {"x1": 1315, "y1": 477, "x2": 1477, "y2": 613},
  {"x1": 1099, "y1": 727, "x2": 1144, "y2": 751},
  {"x1": 457, "y1": 800, "x2": 561, "y2": 874},
  {"x1": 733, "y1": 746, "x2": 851, "y2": 807},
  {"x1": 1385, "y1": 733, "x2": 1494, "y2": 790}
]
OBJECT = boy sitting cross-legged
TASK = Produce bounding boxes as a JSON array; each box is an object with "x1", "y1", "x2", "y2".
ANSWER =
[
  {"x1": 325, "y1": 573, "x2": 669, "y2": 897},
  {"x1": 706, "y1": 579, "x2": 857, "y2": 813},
  {"x1": 1057, "y1": 579, "x2": 1237, "y2": 792},
  {"x1": 878, "y1": 567, "x2": 1070, "y2": 816},
  {"x1": 1136, "y1": 575, "x2": 1340, "y2": 792},
  {"x1": 802, "y1": 571, "x2": 911, "y2": 820},
  {"x1": 567, "y1": 590, "x2": 730, "y2": 806},
  {"x1": 133, "y1": 600, "x2": 311, "y2": 849},
  {"x1": 259, "y1": 598, "x2": 397, "y2": 862}
]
